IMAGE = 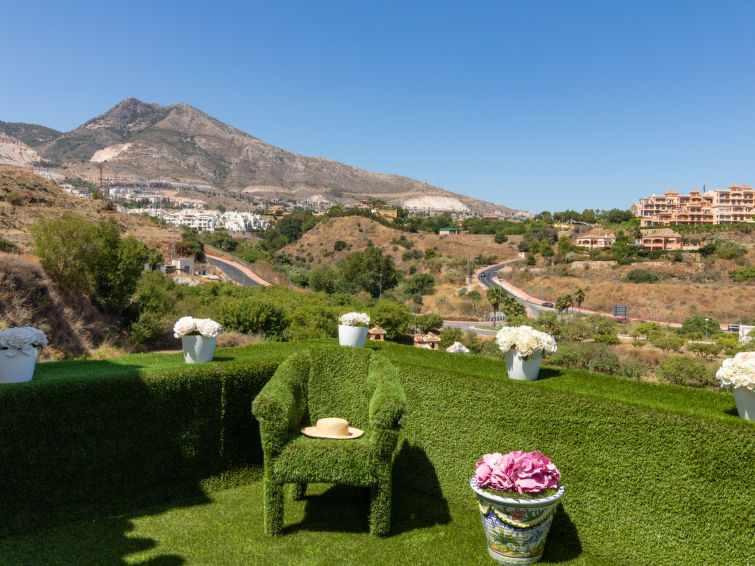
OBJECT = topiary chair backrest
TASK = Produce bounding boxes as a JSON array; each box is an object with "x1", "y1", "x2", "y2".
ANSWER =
[{"x1": 306, "y1": 348, "x2": 373, "y2": 430}]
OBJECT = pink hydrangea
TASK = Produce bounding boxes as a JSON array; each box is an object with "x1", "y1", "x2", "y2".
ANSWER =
[{"x1": 474, "y1": 450, "x2": 561, "y2": 495}]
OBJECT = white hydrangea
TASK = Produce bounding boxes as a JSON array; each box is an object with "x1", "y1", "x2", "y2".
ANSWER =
[
  {"x1": 195, "y1": 318, "x2": 222, "y2": 338},
  {"x1": 716, "y1": 352, "x2": 755, "y2": 391},
  {"x1": 174, "y1": 317, "x2": 222, "y2": 338},
  {"x1": 496, "y1": 325, "x2": 557, "y2": 358},
  {"x1": 339, "y1": 312, "x2": 370, "y2": 327},
  {"x1": 0, "y1": 327, "x2": 48, "y2": 357},
  {"x1": 173, "y1": 316, "x2": 198, "y2": 338}
]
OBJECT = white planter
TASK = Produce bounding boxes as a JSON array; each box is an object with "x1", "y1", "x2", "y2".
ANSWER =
[
  {"x1": 181, "y1": 335, "x2": 217, "y2": 363},
  {"x1": 0, "y1": 348, "x2": 38, "y2": 383},
  {"x1": 504, "y1": 350, "x2": 542, "y2": 381},
  {"x1": 733, "y1": 387, "x2": 755, "y2": 422},
  {"x1": 338, "y1": 325, "x2": 368, "y2": 348}
]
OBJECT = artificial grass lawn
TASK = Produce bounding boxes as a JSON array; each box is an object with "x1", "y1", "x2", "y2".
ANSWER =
[{"x1": 0, "y1": 479, "x2": 611, "y2": 566}]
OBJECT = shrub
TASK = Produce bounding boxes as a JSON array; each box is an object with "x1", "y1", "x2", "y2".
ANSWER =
[
  {"x1": 216, "y1": 299, "x2": 288, "y2": 337},
  {"x1": 617, "y1": 358, "x2": 650, "y2": 379},
  {"x1": 588, "y1": 349, "x2": 621, "y2": 374},
  {"x1": 686, "y1": 342, "x2": 723, "y2": 359},
  {"x1": 369, "y1": 301, "x2": 412, "y2": 340},
  {"x1": 404, "y1": 273, "x2": 435, "y2": 297},
  {"x1": 283, "y1": 304, "x2": 337, "y2": 341},
  {"x1": 0, "y1": 236, "x2": 19, "y2": 254},
  {"x1": 715, "y1": 240, "x2": 746, "y2": 260},
  {"x1": 439, "y1": 327, "x2": 463, "y2": 349},
  {"x1": 494, "y1": 232, "x2": 508, "y2": 244},
  {"x1": 333, "y1": 240, "x2": 348, "y2": 251},
  {"x1": 457, "y1": 287, "x2": 467, "y2": 297},
  {"x1": 729, "y1": 265, "x2": 755, "y2": 282},
  {"x1": 415, "y1": 313, "x2": 443, "y2": 333},
  {"x1": 625, "y1": 269, "x2": 658, "y2": 283},
  {"x1": 651, "y1": 335, "x2": 686, "y2": 352},
  {"x1": 680, "y1": 315, "x2": 722, "y2": 336},
  {"x1": 658, "y1": 355, "x2": 716, "y2": 388}
]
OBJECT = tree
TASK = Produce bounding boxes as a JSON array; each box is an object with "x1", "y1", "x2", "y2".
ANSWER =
[
  {"x1": 439, "y1": 327, "x2": 463, "y2": 349},
  {"x1": 487, "y1": 285, "x2": 503, "y2": 325},
  {"x1": 415, "y1": 313, "x2": 443, "y2": 333},
  {"x1": 556, "y1": 294, "x2": 573, "y2": 313},
  {"x1": 466, "y1": 289, "x2": 482, "y2": 316},
  {"x1": 500, "y1": 294, "x2": 526, "y2": 318},
  {"x1": 403, "y1": 273, "x2": 436, "y2": 298},
  {"x1": 680, "y1": 315, "x2": 721, "y2": 337},
  {"x1": 494, "y1": 232, "x2": 508, "y2": 244},
  {"x1": 309, "y1": 264, "x2": 341, "y2": 294},
  {"x1": 574, "y1": 287, "x2": 585, "y2": 309},
  {"x1": 369, "y1": 301, "x2": 412, "y2": 339},
  {"x1": 31, "y1": 213, "x2": 100, "y2": 292}
]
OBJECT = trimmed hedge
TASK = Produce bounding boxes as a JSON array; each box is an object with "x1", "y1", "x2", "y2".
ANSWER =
[{"x1": 1, "y1": 341, "x2": 753, "y2": 565}]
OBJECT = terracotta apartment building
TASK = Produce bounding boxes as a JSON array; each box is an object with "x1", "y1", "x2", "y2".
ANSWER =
[{"x1": 633, "y1": 185, "x2": 755, "y2": 226}]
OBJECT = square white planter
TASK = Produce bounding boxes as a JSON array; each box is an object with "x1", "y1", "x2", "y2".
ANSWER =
[
  {"x1": 338, "y1": 325, "x2": 368, "y2": 348},
  {"x1": 0, "y1": 348, "x2": 37, "y2": 383},
  {"x1": 181, "y1": 336, "x2": 217, "y2": 363}
]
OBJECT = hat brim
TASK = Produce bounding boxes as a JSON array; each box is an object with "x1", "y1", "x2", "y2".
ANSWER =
[{"x1": 300, "y1": 426, "x2": 364, "y2": 439}]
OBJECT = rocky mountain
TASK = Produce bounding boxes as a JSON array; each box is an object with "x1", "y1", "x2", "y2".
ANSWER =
[
  {"x1": 14, "y1": 98, "x2": 531, "y2": 218},
  {"x1": 0, "y1": 134, "x2": 40, "y2": 167}
]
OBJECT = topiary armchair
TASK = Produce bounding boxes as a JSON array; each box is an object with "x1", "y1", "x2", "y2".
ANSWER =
[{"x1": 252, "y1": 347, "x2": 406, "y2": 536}]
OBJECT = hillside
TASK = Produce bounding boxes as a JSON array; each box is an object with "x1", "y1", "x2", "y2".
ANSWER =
[
  {"x1": 0, "y1": 121, "x2": 61, "y2": 148},
  {"x1": 16, "y1": 98, "x2": 529, "y2": 218},
  {"x1": 0, "y1": 254, "x2": 112, "y2": 357},
  {"x1": 281, "y1": 216, "x2": 520, "y2": 269},
  {"x1": 0, "y1": 167, "x2": 179, "y2": 252}
]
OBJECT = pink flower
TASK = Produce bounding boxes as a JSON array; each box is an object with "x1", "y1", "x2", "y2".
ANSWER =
[{"x1": 474, "y1": 450, "x2": 561, "y2": 495}]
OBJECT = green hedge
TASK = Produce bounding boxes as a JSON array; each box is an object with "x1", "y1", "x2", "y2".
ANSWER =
[{"x1": 1, "y1": 341, "x2": 753, "y2": 565}]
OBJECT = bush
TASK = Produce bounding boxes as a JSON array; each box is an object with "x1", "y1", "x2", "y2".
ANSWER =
[
  {"x1": 403, "y1": 273, "x2": 435, "y2": 297},
  {"x1": 0, "y1": 236, "x2": 19, "y2": 254},
  {"x1": 333, "y1": 240, "x2": 348, "y2": 251},
  {"x1": 680, "y1": 315, "x2": 722, "y2": 336},
  {"x1": 686, "y1": 342, "x2": 723, "y2": 359},
  {"x1": 588, "y1": 349, "x2": 621, "y2": 374},
  {"x1": 216, "y1": 299, "x2": 288, "y2": 337},
  {"x1": 368, "y1": 301, "x2": 412, "y2": 340},
  {"x1": 625, "y1": 269, "x2": 659, "y2": 283},
  {"x1": 658, "y1": 355, "x2": 716, "y2": 388},
  {"x1": 729, "y1": 265, "x2": 755, "y2": 282},
  {"x1": 651, "y1": 335, "x2": 686, "y2": 352},
  {"x1": 617, "y1": 358, "x2": 650, "y2": 379},
  {"x1": 494, "y1": 232, "x2": 508, "y2": 244},
  {"x1": 415, "y1": 313, "x2": 443, "y2": 333},
  {"x1": 439, "y1": 327, "x2": 463, "y2": 349}
]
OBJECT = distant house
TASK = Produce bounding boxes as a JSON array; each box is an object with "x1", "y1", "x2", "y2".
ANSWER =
[
  {"x1": 438, "y1": 227, "x2": 458, "y2": 235},
  {"x1": 574, "y1": 231, "x2": 616, "y2": 250},
  {"x1": 171, "y1": 258, "x2": 195, "y2": 275},
  {"x1": 637, "y1": 229, "x2": 683, "y2": 251}
]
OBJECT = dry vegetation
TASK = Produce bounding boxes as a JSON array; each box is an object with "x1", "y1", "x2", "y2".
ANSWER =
[
  {"x1": 0, "y1": 254, "x2": 114, "y2": 358},
  {"x1": 503, "y1": 252, "x2": 755, "y2": 325},
  {"x1": 281, "y1": 216, "x2": 520, "y2": 270}
]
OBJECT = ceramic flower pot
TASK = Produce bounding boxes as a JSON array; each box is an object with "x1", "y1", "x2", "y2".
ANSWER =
[
  {"x1": 181, "y1": 335, "x2": 216, "y2": 363},
  {"x1": 505, "y1": 350, "x2": 542, "y2": 381},
  {"x1": 0, "y1": 348, "x2": 37, "y2": 383},
  {"x1": 471, "y1": 478, "x2": 564, "y2": 565},
  {"x1": 733, "y1": 387, "x2": 755, "y2": 421},
  {"x1": 338, "y1": 325, "x2": 368, "y2": 348}
]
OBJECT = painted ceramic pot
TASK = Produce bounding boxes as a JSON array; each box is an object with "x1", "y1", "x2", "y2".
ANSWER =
[
  {"x1": 471, "y1": 478, "x2": 564, "y2": 565},
  {"x1": 733, "y1": 387, "x2": 755, "y2": 421},
  {"x1": 0, "y1": 348, "x2": 37, "y2": 383},
  {"x1": 181, "y1": 335, "x2": 216, "y2": 363},
  {"x1": 504, "y1": 350, "x2": 542, "y2": 381},
  {"x1": 338, "y1": 325, "x2": 368, "y2": 348}
]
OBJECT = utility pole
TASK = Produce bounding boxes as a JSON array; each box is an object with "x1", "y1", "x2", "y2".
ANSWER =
[{"x1": 466, "y1": 248, "x2": 471, "y2": 284}]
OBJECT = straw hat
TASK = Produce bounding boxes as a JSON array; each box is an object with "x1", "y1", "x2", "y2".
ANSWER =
[{"x1": 301, "y1": 417, "x2": 364, "y2": 440}]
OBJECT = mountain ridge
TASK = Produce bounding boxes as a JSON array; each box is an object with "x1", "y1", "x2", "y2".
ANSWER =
[{"x1": 7, "y1": 98, "x2": 531, "y2": 218}]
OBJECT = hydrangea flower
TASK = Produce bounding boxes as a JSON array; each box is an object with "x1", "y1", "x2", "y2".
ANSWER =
[
  {"x1": 496, "y1": 326, "x2": 557, "y2": 358},
  {"x1": 717, "y1": 352, "x2": 755, "y2": 391},
  {"x1": 474, "y1": 450, "x2": 561, "y2": 495},
  {"x1": 0, "y1": 327, "x2": 48, "y2": 357},
  {"x1": 174, "y1": 317, "x2": 222, "y2": 338},
  {"x1": 339, "y1": 312, "x2": 370, "y2": 327}
]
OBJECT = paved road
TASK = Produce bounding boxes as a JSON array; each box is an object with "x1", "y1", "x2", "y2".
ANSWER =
[
  {"x1": 208, "y1": 256, "x2": 262, "y2": 287},
  {"x1": 476, "y1": 260, "x2": 546, "y2": 317}
]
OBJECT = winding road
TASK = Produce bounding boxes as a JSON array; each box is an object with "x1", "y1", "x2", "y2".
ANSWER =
[{"x1": 206, "y1": 254, "x2": 270, "y2": 287}]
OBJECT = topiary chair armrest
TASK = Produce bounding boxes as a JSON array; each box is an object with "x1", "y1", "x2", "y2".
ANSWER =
[
  {"x1": 368, "y1": 354, "x2": 407, "y2": 431},
  {"x1": 252, "y1": 351, "x2": 310, "y2": 456}
]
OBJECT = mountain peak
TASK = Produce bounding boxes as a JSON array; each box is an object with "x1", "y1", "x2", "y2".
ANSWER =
[{"x1": 93, "y1": 98, "x2": 162, "y2": 130}]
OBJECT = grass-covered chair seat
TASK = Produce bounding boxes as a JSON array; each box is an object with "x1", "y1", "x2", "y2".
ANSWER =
[{"x1": 252, "y1": 347, "x2": 406, "y2": 536}]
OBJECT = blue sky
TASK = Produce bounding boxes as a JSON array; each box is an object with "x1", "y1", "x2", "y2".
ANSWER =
[{"x1": 3, "y1": 1, "x2": 755, "y2": 213}]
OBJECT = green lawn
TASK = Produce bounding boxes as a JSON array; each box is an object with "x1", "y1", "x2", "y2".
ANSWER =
[{"x1": 0, "y1": 479, "x2": 610, "y2": 566}]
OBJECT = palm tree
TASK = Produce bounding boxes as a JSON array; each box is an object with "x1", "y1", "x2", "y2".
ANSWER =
[
  {"x1": 467, "y1": 289, "x2": 482, "y2": 317},
  {"x1": 556, "y1": 294, "x2": 573, "y2": 313},
  {"x1": 487, "y1": 285, "x2": 502, "y2": 325},
  {"x1": 575, "y1": 287, "x2": 585, "y2": 310}
]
